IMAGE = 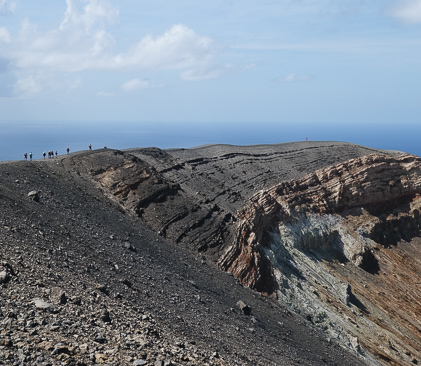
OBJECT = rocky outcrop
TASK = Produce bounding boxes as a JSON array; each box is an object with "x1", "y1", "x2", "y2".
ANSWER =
[
  {"x1": 219, "y1": 154, "x2": 421, "y2": 288},
  {"x1": 0, "y1": 149, "x2": 368, "y2": 366},
  {"x1": 219, "y1": 153, "x2": 421, "y2": 365},
  {"x1": 71, "y1": 150, "x2": 233, "y2": 254},
  {"x1": 8, "y1": 142, "x2": 419, "y2": 365}
]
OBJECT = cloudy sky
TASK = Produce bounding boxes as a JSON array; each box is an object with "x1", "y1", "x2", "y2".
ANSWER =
[{"x1": 0, "y1": 0, "x2": 420, "y2": 129}]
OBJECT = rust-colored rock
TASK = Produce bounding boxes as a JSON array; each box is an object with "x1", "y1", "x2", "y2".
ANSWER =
[
  {"x1": 219, "y1": 153, "x2": 421, "y2": 288},
  {"x1": 219, "y1": 153, "x2": 421, "y2": 365}
]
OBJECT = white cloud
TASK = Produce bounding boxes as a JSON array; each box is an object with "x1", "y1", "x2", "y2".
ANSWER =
[
  {"x1": 14, "y1": 74, "x2": 43, "y2": 96},
  {"x1": 59, "y1": 0, "x2": 119, "y2": 33},
  {"x1": 390, "y1": 0, "x2": 421, "y2": 23},
  {"x1": 122, "y1": 78, "x2": 148, "y2": 92},
  {"x1": 180, "y1": 67, "x2": 221, "y2": 81},
  {"x1": 279, "y1": 73, "x2": 313, "y2": 82},
  {"x1": 114, "y1": 24, "x2": 217, "y2": 72},
  {"x1": 0, "y1": 27, "x2": 11, "y2": 43},
  {"x1": 121, "y1": 78, "x2": 162, "y2": 91},
  {"x1": 0, "y1": 0, "x2": 16, "y2": 14},
  {"x1": 3, "y1": 1, "x2": 219, "y2": 84}
]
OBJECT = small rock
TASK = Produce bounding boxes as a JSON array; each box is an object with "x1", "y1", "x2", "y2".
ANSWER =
[
  {"x1": 52, "y1": 345, "x2": 71, "y2": 355},
  {"x1": 96, "y1": 284, "x2": 109, "y2": 295},
  {"x1": 236, "y1": 300, "x2": 251, "y2": 315},
  {"x1": 121, "y1": 278, "x2": 132, "y2": 288},
  {"x1": 133, "y1": 360, "x2": 147, "y2": 366},
  {"x1": 95, "y1": 353, "x2": 108, "y2": 363},
  {"x1": 38, "y1": 341, "x2": 54, "y2": 351},
  {"x1": 94, "y1": 334, "x2": 107, "y2": 344},
  {"x1": 0, "y1": 338, "x2": 13, "y2": 347},
  {"x1": 28, "y1": 191, "x2": 40, "y2": 202},
  {"x1": 124, "y1": 242, "x2": 136, "y2": 251},
  {"x1": 50, "y1": 287, "x2": 67, "y2": 305},
  {"x1": 79, "y1": 343, "x2": 89, "y2": 354},
  {"x1": 100, "y1": 309, "x2": 111, "y2": 323},
  {"x1": 33, "y1": 298, "x2": 54, "y2": 310},
  {"x1": 0, "y1": 270, "x2": 10, "y2": 284}
]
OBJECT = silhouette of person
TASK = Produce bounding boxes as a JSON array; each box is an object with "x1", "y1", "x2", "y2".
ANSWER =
[
  {"x1": 29, "y1": 152, "x2": 32, "y2": 161},
  {"x1": 67, "y1": 147, "x2": 70, "y2": 154},
  {"x1": 24, "y1": 152, "x2": 27, "y2": 160},
  {"x1": 89, "y1": 144, "x2": 92, "y2": 150}
]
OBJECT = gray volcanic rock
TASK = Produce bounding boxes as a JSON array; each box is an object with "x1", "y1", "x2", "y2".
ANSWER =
[
  {"x1": 80, "y1": 142, "x2": 395, "y2": 259},
  {"x1": 219, "y1": 153, "x2": 421, "y2": 365},
  {"x1": 0, "y1": 141, "x2": 410, "y2": 366}
]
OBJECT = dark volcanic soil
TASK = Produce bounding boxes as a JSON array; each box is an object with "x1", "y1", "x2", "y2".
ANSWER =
[{"x1": 0, "y1": 141, "x2": 394, "y2": 366}]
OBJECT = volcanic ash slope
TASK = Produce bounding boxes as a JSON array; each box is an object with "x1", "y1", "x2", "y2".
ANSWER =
[{"x1": 0, "y1": 142, "x2": 374, "y2": 366}]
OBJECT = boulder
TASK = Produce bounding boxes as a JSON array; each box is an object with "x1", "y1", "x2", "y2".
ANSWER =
[
  {"x1": 28, "y1": 190, "x2": 40, "y2": 202},
  {"x1": 0, "y1": 270, "x2": 10, "y2": 284},
  {"x1": 50, "y1": 287, "x2": 67, "y2": 305},
  {"x1": 236, "y1": 300, "x2": 251, "y2": 315},
  {"x1": 33, "y1": 298, "x2": 54, "y2": 310}
]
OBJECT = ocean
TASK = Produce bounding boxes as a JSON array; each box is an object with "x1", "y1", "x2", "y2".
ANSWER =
[{"x1": 1, "y1": 121, "x2": 420, "y2": 162}]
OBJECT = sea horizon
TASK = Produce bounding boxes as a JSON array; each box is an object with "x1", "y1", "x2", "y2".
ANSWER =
[{"x1": 1, "y1": 121, "x2": 420, "y2": 162}]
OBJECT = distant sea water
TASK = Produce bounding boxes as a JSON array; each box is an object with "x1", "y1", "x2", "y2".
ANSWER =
[{"x1": 1, "y1": 121, "x2": 420, "y2": 162}]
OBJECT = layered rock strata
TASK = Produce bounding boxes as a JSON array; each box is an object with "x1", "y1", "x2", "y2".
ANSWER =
[
  {"x1": 219, "y1": 153, "x2": 421, "y2": 365},
  {"x1": 55, "y1": 144, "x2": 420, "y2": 365},
  {"x1": 0, "y1": 150, "x2": 367, "y2": 366}
]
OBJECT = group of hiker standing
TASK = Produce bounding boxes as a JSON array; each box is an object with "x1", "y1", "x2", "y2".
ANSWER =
[{"x1": 23, "y1": 144, "x2": 94, "y2": 161}]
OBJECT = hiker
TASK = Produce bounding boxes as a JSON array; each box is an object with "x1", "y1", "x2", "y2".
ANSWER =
[
  {"x1": 55, "y1": 151, "x2": 58, "y2": 158},
  {"x1": 29, "y1": 152, "x2": 32, "y2": 161},
  {"x1": 104, "y1": 145, "x2": 107, "y2": 149},
  {"x1": 67, "y1": 147, "x2": 70, "y2": 154},
  {"x1": 24, "y1": 152, "x2": 27, "y2": 160},
  {"x1": 43, "y1": 151, "x2": 46, "y2": 160},
  {"x1": 89, "y1": 144, "x2": 92, "y2": 150}
]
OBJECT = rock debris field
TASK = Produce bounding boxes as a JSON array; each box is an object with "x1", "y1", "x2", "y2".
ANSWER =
[{"x1": 0, "y1": 141, "x2": 401, "y2": 365}]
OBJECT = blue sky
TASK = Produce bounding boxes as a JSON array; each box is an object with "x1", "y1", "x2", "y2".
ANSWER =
[{"x1": 0, "y1": 0, "x2": 420, "y2": 156}]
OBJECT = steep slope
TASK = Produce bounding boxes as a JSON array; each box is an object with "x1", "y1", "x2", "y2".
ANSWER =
[
  {"x1": 0, "y1": 148, "x2": 366, "y2": 366},
  {"x1": 219, "y1": 153, "x2": 421, "y2": 365},
  {"x1": 60, "y1": 141, "x2": 421, "y2": 366},
  {"x1": 83, "y1": 141, "x2": 393, "y2": 259},
  {"x1": 2, "y1": 141, "x2": 418, "y2": 366}
]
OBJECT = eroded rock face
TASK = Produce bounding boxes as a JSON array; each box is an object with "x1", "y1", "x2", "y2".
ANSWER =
[
  {"x1": 220, "y1": 154, "x2": 421, "y2": 288},
  {"x1": 0, "y1": 146, "x2": 369, "y2": 366},
  {"x1": 219, "y1": 153, "x2": 421, "y2": 365},
  {"x1": 54, "y1": 145, "x2": 420, "y2": 365},
  {"x1": 70, "y1": 150, "x2": 233, "y2": 254}
]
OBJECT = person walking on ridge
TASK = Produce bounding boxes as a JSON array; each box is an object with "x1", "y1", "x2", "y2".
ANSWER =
[
  {"x1": 29, "y1": 152, "x2": 32, "y2": 161},
  {"x1": 43, "y1": 151, "x2": 46, "y2": 160},
  {"x1": 67, "y1": 147, "x2": 70, "y2": 154},
  {"x1": 89, "y1": 144, "x2": 92, "y2": 150},
  {"x1": 24, "y1": 152, "x2": 27, "y2": 160}
]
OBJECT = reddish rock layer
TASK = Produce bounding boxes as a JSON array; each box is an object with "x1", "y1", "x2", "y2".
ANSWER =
[{"x1": 219, "y1": 153, "x2": 421, "y2": 291}]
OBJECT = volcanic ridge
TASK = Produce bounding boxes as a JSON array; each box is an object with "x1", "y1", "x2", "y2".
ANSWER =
[{"x1": 0, "y1": 141, "x2": 420, "y2": 366}]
